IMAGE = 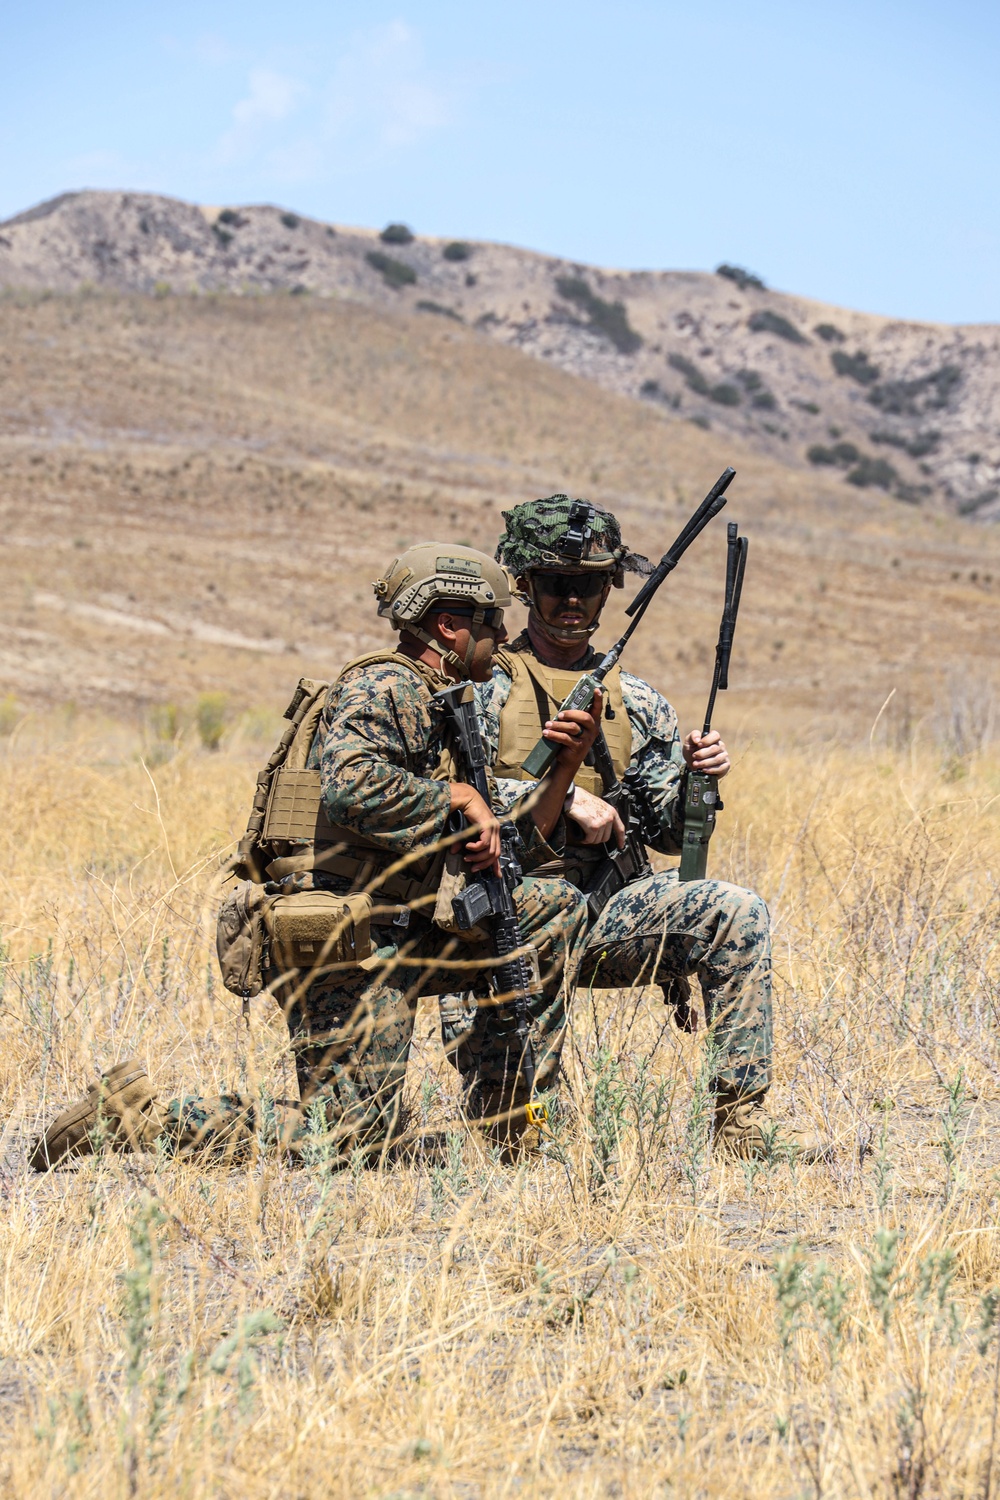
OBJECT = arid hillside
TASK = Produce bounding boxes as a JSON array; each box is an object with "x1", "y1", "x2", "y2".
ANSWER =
[
  {"x1": 2, "y1": 189, "x2": 999, "y2": 520},
  {"x1": 0, "y1": 288, "x2": 996, "y2": 745}
]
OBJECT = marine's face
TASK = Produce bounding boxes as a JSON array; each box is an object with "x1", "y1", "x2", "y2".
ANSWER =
[
  {"x1": 463, "y1": 611, "x2": 507, "y2": 682},
  {"x1": 527, "y1": 570, "x2": 612, "y2": 633},
  {"x1": 431, "y1": 607, "x2": 507, "y2": 681}
]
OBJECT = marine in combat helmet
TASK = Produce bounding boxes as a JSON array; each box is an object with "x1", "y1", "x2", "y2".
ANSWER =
[
  {"x1": 31, "y1": 543, "x2": 601, "y2": 1171},
  {"x1": 469, "y1": 495, "x2": 830, "y2": 1161}
]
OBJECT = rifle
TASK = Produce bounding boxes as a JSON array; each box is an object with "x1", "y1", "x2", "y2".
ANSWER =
[
  {"x1": 578, "y1": 732, "x2": 659, "y2": 922},
  {"x1": 678, "y1": 520, "x2": 748, "y2": 882},
  {"x1": 521, "y1": 467, "x2": 735, "y2": 780},
  {"x1": 435, "y1": 681, "x2": 544, "y2": 1113}
]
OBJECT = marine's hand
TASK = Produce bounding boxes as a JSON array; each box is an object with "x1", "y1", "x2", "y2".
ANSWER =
[
  {"x1": 450, "y1": 784, "x2": 502, "y2": 872},
  {"x1": 542, "y1": 688, "x2": 604, "y2": 773},
  {"x1": 565, "y1": 784, "x2": 626, "y2": 849},
  {"x1": 683, "y1": 728, "x2": 730, "y2": 778}
]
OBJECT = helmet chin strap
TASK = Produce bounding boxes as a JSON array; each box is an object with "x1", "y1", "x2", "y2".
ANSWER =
[
  {"x1": 406, "y1": 606, "x2": 488, "y2": 679},
  {"x1": 525, "y1": 580, "x2": 602, "y2": 647}
]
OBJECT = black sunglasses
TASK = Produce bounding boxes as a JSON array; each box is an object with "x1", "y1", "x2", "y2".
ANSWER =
[{"x1": 533, "y1": 572, "x2": 608, "y2": 600}]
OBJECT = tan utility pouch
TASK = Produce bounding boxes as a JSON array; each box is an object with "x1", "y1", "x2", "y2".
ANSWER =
[
  {"x1": 264, "y1": 890, "x2": 381, "y2": 975},
  {"x1": 216, "y1": 880, "x2": 273, "y2": 998},
  {"x1": 432, "y1": 847, "x2": 489, "y2": 943}
]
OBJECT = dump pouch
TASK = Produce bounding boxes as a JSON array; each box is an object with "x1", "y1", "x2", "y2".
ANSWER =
[
  {"x1": 264, "y1": 890, "x2": 381, "y2": 976},
  {"x1": 216, "y1": 880, "x2": 273, "y2": 998}
]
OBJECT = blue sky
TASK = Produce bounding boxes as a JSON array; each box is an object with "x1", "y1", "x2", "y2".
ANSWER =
[{"x1": 1, "y1": 1, "x2": 997, "y2": 323}]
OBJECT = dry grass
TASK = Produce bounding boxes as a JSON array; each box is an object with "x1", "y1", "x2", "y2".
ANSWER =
[{"x1": 2, "y1": 714, "x2": 1000, "y2": 1497}]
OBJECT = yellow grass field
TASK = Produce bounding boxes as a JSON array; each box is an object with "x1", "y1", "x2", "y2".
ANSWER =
[{"x1": 3, "y1": 713, "x2": 1000, "y2": 1498}]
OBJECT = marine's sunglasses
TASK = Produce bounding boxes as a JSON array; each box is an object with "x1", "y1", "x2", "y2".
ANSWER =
[{"x1": 532, "y1": 571, "x2": 608, "y2": 600}]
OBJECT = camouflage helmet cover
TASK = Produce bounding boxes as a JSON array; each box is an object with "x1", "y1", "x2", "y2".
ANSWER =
[{"x1": 495, "y1": 496, "x2": 651, "y2": 588}]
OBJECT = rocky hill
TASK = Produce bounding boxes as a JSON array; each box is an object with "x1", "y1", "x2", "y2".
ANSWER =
[
  {"x1": 2, "y1": 189, "x2": 998, "y2": 520},
  {"x1": 0, "y1": 284, "x2": 997, "y2": 733}
]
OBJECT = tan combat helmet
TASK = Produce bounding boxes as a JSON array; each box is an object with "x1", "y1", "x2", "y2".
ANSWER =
[{"x1": 373, "y1": 543, "x2": 514, "y2": 677}]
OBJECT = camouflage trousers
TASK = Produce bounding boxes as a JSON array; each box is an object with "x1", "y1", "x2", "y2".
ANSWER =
[
  {"x1": 578, "y1": 869, "x2": 773, "y2": 1099},
  {"x1": 157, "y1": 875, "x2": 587, "y2": 1162}
]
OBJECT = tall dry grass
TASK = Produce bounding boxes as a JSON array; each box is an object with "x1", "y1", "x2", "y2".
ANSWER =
[{"x1": 1, "y1": 716, "x2": 1000, "y2": 1497}]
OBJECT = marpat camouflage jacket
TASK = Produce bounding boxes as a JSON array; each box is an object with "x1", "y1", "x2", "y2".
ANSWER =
[{"x1": 314, "y1": 653, "x2": 562, "y2": 867}]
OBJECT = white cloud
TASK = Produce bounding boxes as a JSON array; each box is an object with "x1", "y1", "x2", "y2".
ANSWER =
[
  {"x1": 205, "y1": 22, "x2": 459, "y2": 185},
  {"x1": 233, "y1": 69, "x2": 307, "y2": 128},
  {"x1": 215, "y1": 69, "x2": 309, "y2": 164},
  {"x1": 324, "y1": 20, "x2": 452, "y2": 155}
]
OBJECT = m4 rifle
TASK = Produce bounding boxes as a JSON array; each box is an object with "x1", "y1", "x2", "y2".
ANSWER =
[
  {"x1": 520, "y1": 467, "x2": 735, "y2": 780},
  {"x1": 435, "y1": 681, "x2": 545, "y2": 1115},
  {"x1": 578, "y1": 733, "x2": 659, "y2": 923},
  {"x1": 679, "y1": 520, "x2": 748, "y2": 881}
]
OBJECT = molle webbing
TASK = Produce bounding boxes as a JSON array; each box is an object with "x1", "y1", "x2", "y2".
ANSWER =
[
  {"x1": 495, "y1": 652, "x2": 632, "y2": 797},
  {"x1": 236, "y1": 677, "x2": 329, "y2": 881},
  {"x1": 238, "y1": 651, "x2": 452, "y2": 898}
]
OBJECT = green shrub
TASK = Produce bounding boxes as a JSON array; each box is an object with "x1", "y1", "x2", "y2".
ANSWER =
[
  {"x1": 709, "y1": 382, "x2": 741, "y2": 407},
  {"x1": 716, "y1": 263, "x2": 766, "y2": 291},
  {"x1": 217, "y1": 209, "x2": 244, "y2": 227},
  {"x1": 748, "y1": 309, "x2": 808, "y2": 344},
  {"x1": 554, "y1": 276, "x2": 642, "y2": 354},
  {"x1": 380, "y1": 222, "x2": 414, "y2": 245},
  {"x1": 814, "y1": 323, "x2": 844, "y2": 343},
  {"x1": 366, "y1": 251, "x2": 417, "y2": 289},
  {"x1": 870, "y1": 428, "x2": 941, "y2": 458},
  {"x1": 734, "y1": 369, "x2": 775, "y2": 408},
  {"x1": 895, "y1": 482, "x2": 931, "y2": 505},
  {"x1": 958, "y1": 488, "x2": 999, "y2": 516},
  {"x1": 807, "y1": 442, "x2": 859, "y2": 467},
  {"x1": 281, "y1": 212, "x2": 300, "y2": 230},
  {"x1": 416, "y1": 300, "x2": 462, "y2": 321},
  {"x1": 196, "y1": 693, "x2": 228, "y2": 752},
  {"x1": 443, "y1": 241, "x2": 472, "y2": 261},
  {"x1": 790, "y1": 399, "x2": 820, "y2": 414},
  {"x1": 212, "y1": 225, "x2": 233, "y2": 248},
  {"x1": 846, "y1": 456, "x2": 898, "y2": 490},
  {"x1": 668, "y1": 352, "x2": 709, "y2": 395},
  {"x1": 639, "y1": 379, "x2": 680, "y2": 409},
  {"x1": 867, "y1": 365, "x2": 962, "y2": 415},
  {"x1": 831, "y1": 350, "x2": 880, "y2": 385},
  {"x1": 0, "y1": 695, "x2": 21, "y2": 736}
]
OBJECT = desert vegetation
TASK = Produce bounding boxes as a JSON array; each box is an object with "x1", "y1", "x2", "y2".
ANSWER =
[
  {"x1": 3, "y1": 704, "x2": 1000, "y2": 1495},
  {"x1": 1, "y1": 286, "x2": 1000, "y2": 1492}
]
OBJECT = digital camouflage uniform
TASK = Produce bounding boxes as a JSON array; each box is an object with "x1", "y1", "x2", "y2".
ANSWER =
[
  {"x1": 477, "y1": 632, "x2": 773, "y2": 1099},
  {"x1": 282, "y1": 654, "x2": 587, "y2": 1154},
  {"x1": 32, "y1": 531, "x2": 593, "y2": 1170},
  {"x1": 30, "y1": 652, "x2": 588, "y2": 1170}
]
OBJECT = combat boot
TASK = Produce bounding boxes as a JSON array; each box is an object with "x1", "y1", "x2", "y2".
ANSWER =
[
  {"x1": 30, "y1": 1059, "x2": 168, "y2": 1171},
  {"x1": 466, "y1": 1086, "x2": 544, "y2": 1164},
  {"x1": 713, "y1": 1088, "x2": 831, "y2": 1164}
]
